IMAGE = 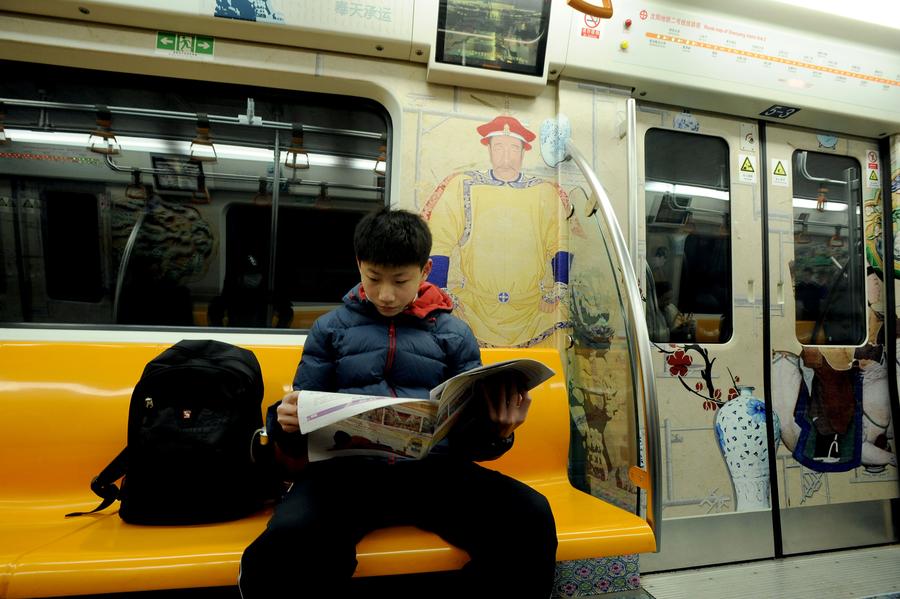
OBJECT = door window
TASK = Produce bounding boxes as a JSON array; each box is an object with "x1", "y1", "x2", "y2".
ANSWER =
[
  {"x1": 791, "y1": 150, "x2": 865, "y2": 345},
  {"x1": 645, "y1": 128, "x2": 732, "y2": 344}
]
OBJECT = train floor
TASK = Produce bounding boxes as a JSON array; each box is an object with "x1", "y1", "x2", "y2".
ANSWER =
[
  {"x1": 40, "y1": 545, "x2": 899, "y2": 598},
  {"x1": 642, "y1": 544, "x2": 899, "y2": 599}
]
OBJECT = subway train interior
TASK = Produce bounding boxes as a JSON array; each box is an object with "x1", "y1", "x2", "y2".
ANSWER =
[{"x1": 0, "y1": 0, "x2": 898, "y2": 597}]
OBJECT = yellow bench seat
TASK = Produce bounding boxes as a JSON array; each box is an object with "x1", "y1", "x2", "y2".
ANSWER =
[{"x1": 0, "y1": 343, "x2": 654, "y2": 598}]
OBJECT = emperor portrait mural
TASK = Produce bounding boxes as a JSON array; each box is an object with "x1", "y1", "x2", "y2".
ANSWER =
[{"x1": 421, "y1": 115, "x2": 573, "y2": 348}]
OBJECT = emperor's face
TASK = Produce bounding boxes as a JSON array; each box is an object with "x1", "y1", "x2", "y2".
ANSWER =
[{"x1": 488, "y1": 135, "x2": 525, "y2": 182}]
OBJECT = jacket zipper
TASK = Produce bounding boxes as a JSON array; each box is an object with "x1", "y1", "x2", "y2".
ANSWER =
[{"x1": 386, "y1": 321, "x2": 397, "y2": 397}]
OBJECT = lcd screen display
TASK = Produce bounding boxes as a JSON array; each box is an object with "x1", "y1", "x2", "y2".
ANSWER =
[{"x1": 436, "y1": 0, "x2": 552, "y2": 77}]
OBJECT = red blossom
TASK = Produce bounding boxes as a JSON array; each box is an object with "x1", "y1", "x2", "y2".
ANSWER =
[
  {"x1": 695, "y1": 381, "x2": 703, "y2": 391},
  {"x1": 703, "y1": 400, "x2": 714, "y2": 410},
  {"x1": 714, "y1": 388, "x2": 722, "y2": 399},
  {"x1": 728, "y1": 387, "x2": 738, "y2": 400},
  {"x1": 666, "y1": 349, "x2": 692, "y2": 377},
  {"x1": 735, "y1": 376, "x2": 740, "y2": 383}
]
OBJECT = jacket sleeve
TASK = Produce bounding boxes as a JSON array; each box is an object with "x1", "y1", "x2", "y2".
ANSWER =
[
  {"x1": 292, "y1": 317, "x2": 337, "y2": 391},
  {"x1": 267, "y1": 317, "x2": 336, "y2": 457},
  {"x1": 445, "y1": 319, "x2": 482, "y2": 377},
  {"x1": 448, "y1": 404, "x2": 515, "y2": 462},
  {"x1": 444, "y1": 318, "x2": 515, "y2": 461}
]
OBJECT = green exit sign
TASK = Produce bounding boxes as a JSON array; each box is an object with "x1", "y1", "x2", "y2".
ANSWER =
[{"x1": 156, "y1": 32, "x2": 215, "y2": 56}]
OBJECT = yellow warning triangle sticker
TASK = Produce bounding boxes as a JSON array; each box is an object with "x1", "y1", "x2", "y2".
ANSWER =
[
  {"x1": 740, "y1": 157, "x2": 755, "y2": 172},
  {"x1": 773, "y1": 161, "x2": 787, "y2": 176},
  {"x1": 869, "y1": 170, "x2": 879, "y2": 181}
]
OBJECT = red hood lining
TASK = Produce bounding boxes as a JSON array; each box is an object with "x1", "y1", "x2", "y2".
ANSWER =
[{"x1": 357, "y1": 282, "x2": 452, "y2": 318}]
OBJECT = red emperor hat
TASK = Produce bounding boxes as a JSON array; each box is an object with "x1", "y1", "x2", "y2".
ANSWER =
[{"x1": 476, "y1": 116, "x2": 536, "y2": 151}]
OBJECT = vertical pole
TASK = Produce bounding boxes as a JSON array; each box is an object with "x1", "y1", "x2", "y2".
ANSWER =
[
  {"x1": 878, "y1": 137, "x2": 899, "y2": 532},
  {"x1": 627, "y1": 98, "x2": 639, "y2": 274},
  {"x1": 758, "y1": 120, "x2": 784, "y2": 557},
  {"x1": 267, "y1": 129, "x2": 281, "y2": 327}
]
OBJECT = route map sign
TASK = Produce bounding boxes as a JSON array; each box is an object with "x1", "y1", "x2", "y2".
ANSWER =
[{"x1": 570, "y1": 1, "x2": 900, "y2": 117}]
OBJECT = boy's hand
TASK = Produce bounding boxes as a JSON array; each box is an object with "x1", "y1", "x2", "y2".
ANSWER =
[
  {"x1": 278, "y1": 390, "x2": 301, "y2": 433},
  {"x1": 481, "y1": 374, "x2": 531, "y2": 439}
]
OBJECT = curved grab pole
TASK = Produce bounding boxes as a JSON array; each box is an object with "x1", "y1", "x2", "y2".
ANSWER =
[
  {"x1": 112, "y1": 209, "x2": 146, "y2": 324},
  {"x1": 565, "y1": 141, "x2": 661, "y2": 549},
  {"x1": 566, "y1": 0, "x2": 613, "y2": 19},
  {"x1": 796, "y1": 151, "x2": 848, "y2": 186}
]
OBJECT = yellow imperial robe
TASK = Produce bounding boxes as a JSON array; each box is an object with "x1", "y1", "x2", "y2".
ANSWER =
[{"x1": 423, "y1": 169, "x2": 571, "y2": 347}]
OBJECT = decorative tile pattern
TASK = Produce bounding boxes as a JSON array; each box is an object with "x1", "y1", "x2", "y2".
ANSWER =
[{"x1": 552, "y1": 555, "x2": 640, "y2": 597}]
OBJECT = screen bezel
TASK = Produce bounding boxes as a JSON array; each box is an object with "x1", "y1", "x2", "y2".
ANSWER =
[{"x1": 435, "y1": 0, "x2": 552, "y2": 78}]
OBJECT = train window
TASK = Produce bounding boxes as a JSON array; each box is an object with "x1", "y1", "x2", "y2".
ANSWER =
[
  {"x1": 0, "y1": 61, "x2": 388, "y2": 330},
  {"x1": 791, "y1": 150, "x2": 865, "y2": 345},
  {"x1": 644, "y1": 128, "x2": 732, "y2": 344},
  {"x1": 0, "y1": 203, "x2": 7, "y2": 296},
  {"x1": 219, "y1": 204, "x2": 367, "y2": 329},
  {"x1": 42, "y1": 190, "x2": 104, "y2": 303}
]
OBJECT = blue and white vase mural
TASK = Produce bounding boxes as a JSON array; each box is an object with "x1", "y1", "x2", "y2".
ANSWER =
[{"x1": 715, "y1": 385, "x2": 781, "y2": 511}]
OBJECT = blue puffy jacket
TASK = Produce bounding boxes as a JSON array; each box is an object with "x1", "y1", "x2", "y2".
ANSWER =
[{"x1": 269, "y1": 282, "x2": 512, "y2": 461}]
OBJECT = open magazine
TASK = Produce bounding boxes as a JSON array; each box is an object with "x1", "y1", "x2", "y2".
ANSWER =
[{"x1": 296, "y1": 358, "x2": 555, "y2": 462}]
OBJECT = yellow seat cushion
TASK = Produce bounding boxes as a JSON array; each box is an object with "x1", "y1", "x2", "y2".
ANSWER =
[{"x1": 0, "y1": 343, "x2": 654, "y2": 598}]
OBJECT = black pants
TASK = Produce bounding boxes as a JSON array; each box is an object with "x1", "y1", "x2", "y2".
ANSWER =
[{"x1": 239, "y1": 455, "x2": 557, "y2": 598}]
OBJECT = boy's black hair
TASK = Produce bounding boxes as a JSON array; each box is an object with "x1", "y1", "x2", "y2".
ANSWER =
[{"x1": 354, "y1": 207, "x2": 432, "y2": 267}]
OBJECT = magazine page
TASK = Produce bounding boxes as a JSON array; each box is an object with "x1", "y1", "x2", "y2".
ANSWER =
[
  {"x1": 431, "y1": 383, "x2": 479, "y2": 444},
  {"x1": 306, "y1": 400, "x2": 439, "y2": 462},
  {"x1": 298, "y1": 358, "x2": 555, "y2": 462},
  {"x1": 427, "y1": 359, "x2": 556, "y2": 443},
  {"x1": 297, "y1": 390, "x2": 428, "y2": 435},
  {"x1": 430, "y1": 358, "x2": 556, "y2": 408}
]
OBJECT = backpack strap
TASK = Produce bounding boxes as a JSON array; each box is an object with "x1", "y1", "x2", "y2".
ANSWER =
[{"x1": 65, "y1": 448, "x2": 128, "y2": 518}]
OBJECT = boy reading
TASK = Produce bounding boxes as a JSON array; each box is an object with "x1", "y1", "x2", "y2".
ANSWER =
[{"x1": 239, "y1": 207, "x2": 557, "y2": 597}]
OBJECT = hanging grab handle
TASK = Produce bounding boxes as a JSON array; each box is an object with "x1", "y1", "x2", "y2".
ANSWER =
[{"x1": 190, "y1": 113, "x2": 217, "y2": 163}]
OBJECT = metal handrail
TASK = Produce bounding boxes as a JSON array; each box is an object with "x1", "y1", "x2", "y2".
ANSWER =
[
  {"x1": 0, "y1": 98, "x2": 386, "y2": 141},
  {"x1": 796, "y1": 151, "x2": 849, "y2": 186},
  {"x1": 565, "y1": 141, "x2": 662, "y2": 549},
  {"x1": 104, "y1": 155, "x2": 382, "y2": 193}
]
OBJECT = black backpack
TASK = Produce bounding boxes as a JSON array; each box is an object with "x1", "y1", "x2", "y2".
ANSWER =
[{"x1": 67, "y1": 340, "x2": 272, "y2": 524}]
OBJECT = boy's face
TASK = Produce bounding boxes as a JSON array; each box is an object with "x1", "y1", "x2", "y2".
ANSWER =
[{"x1": 357, "y1": 259, "x2": 432, "y2": 317}]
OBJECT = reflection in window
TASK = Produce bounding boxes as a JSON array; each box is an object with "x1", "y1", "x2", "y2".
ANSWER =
[
  {"x1": 115, "y1": 199, "x2": 212, "y2": 327},
  {"x1": 42, "y1": 190, "x2": 104, "y2": 302},
  {"x1": 0, "y1": 225, "x2": 6, "y2": 296},
  {"x1": 215, "y1": 204, "x2": 367, "y2": 330},
  {"x1": 0, "y1": 61, "x2": 388, "y2": 329},
  {"x1": 644, "y1": 128, "x2": 732, "y2": 344},
  {"x1": 791, "y1": 150, "x2": 865, "y2": 345}
]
